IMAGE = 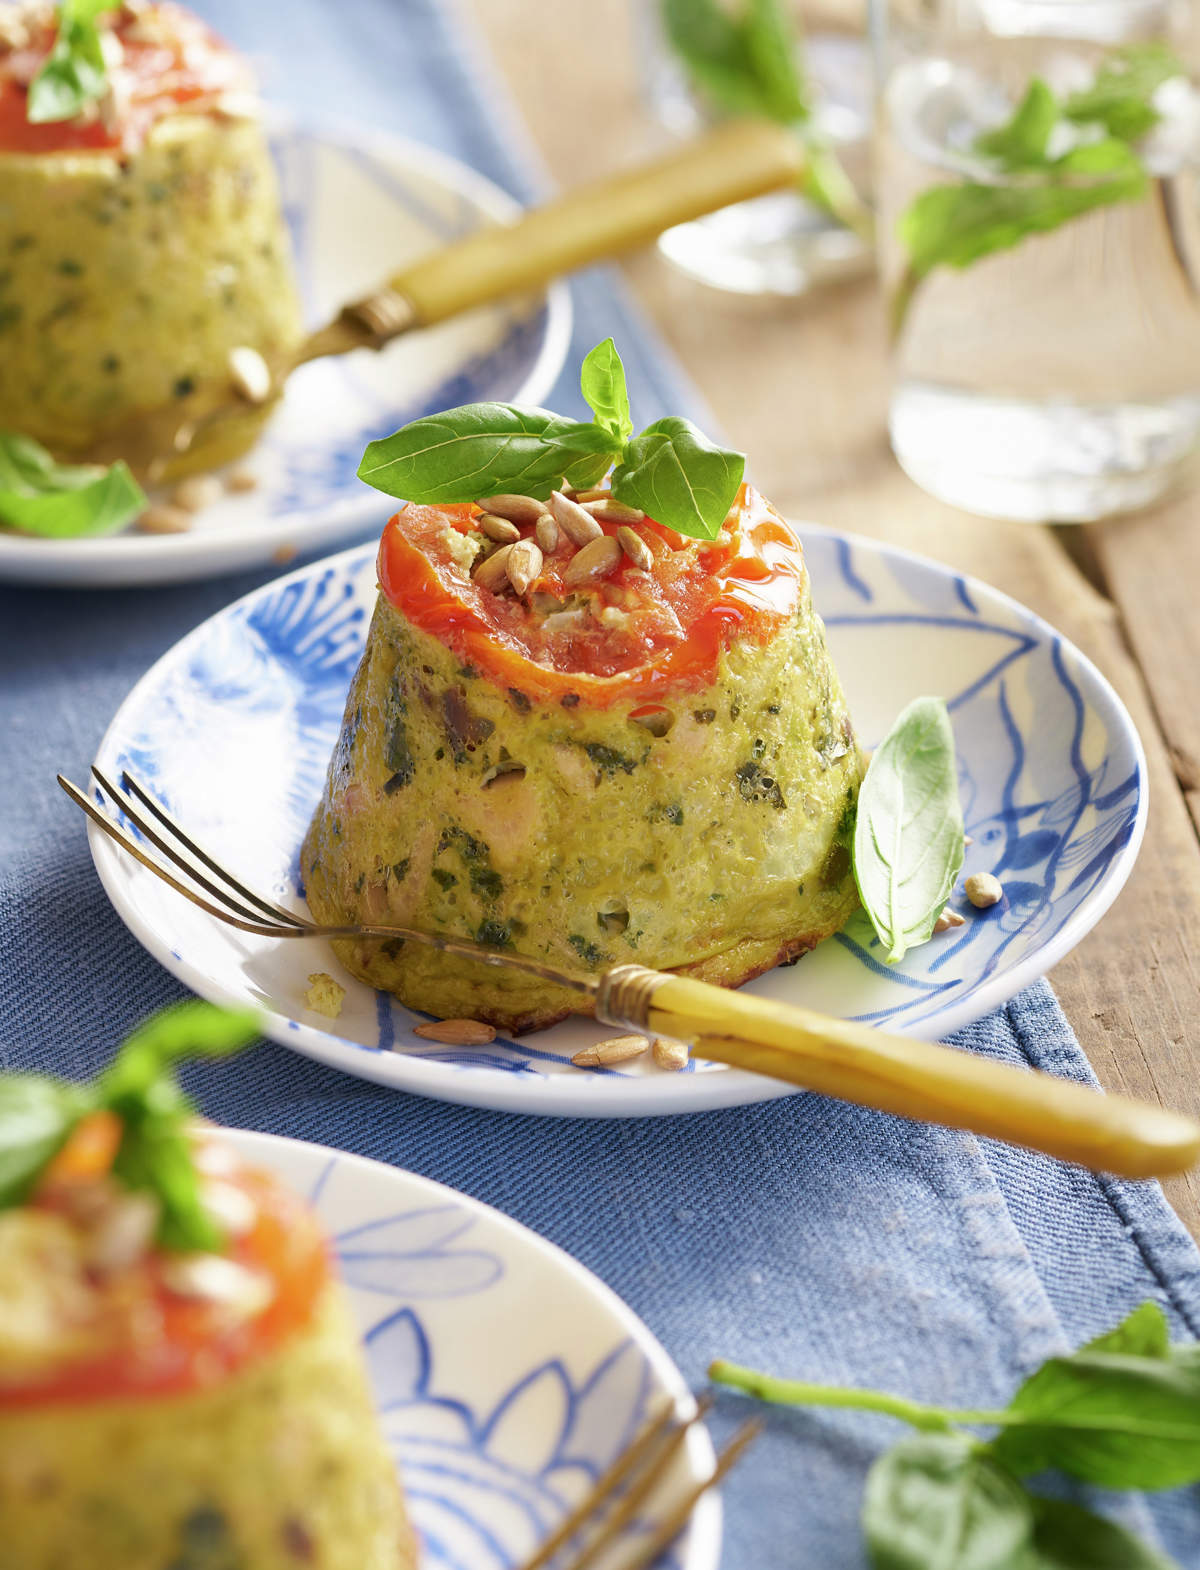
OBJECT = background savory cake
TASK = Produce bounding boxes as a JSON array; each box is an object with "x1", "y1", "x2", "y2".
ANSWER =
[{"x1": 302, "y1": 484, "x2": 864, "y2": 1031}]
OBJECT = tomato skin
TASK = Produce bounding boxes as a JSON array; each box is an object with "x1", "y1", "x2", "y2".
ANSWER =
[
  {"x1": 0, "y1": 5, "x2": 249, "y2": 156},
  {"x1": 0, "y1": 1163, "x2": 330, "y2": 1410},
  {"x1": 377, "y1": 484, "x2": 807, "y2": 708}
]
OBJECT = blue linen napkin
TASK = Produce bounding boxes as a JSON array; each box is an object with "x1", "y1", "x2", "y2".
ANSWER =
[{"x1": 2, "y1": 1, "x2": 1199, "y2": 1563}]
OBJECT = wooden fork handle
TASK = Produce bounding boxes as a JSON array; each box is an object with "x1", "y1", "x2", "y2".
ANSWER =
[{"x1": 596, "y1": 967, "x2": 1200, "y2": 1179}]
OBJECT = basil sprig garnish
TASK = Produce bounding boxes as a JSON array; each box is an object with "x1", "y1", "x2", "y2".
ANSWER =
[
  {"x1": 852, "y1": 696, "x2": 964, "y2": 964},
  {"x1": 712, "y1": 1300, "x2": 1200, "y2": 1570},
  {"x1": 358, "y1": 338, "x2": 745, "y2": 540},
  {"x1": 893, "y1": 43, "x2": 1189, "y2": 336},
  {"x1": 0, "y1": 431, "x2": 146, "y2": 539},
  {"x1": 27, "y1": 0, "x2": 114, "y2": 126},
  {"x1": 1, "y1": 1002, "x2": 260, "y2": 1251},
  {"x1": 659, "y1": 0, "x2": 871, "y2": 241}
]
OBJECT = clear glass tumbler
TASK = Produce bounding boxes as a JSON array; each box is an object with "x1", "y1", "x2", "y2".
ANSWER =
[
  {"x1": 635, "y1": 2, "x2": 874, "y2": 296},
  {"x1": 870, "y1": 0, "x2": 1200, "y2": 521}
]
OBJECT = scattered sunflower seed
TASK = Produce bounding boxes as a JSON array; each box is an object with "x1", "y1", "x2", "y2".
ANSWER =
[
  {"x1": 572, "y1": 1035, "x2": 649, "y2": 1067},
  {"x1": 564, "y1": 534, "x2": 622, "y2": 586},
  {"x1": 616, "y1": 525, "x2": 654, "y2": 570},
  {"x1": 582, "y1": 499, "x2": 644, "y2": 525},
  {"x1": 506, "y1": 537, "x2": 544, "y2": 596},
  {"x1": 476, "y1": 493, "x2": 545, "y2": 526},
  {"x1": 473, "y1": 543, "x2": 514, "y2": 591},
  {"x1": 933, "y1": 908, "x2": 966, "y2": 934},
  {"x1": 652, "y1": 1038, "x2": 690, "y2": 1071},
  {"x1": 964, "y1": 872, "x2": 1003, "y2": 909},
  {"x1": 172, "y1": 474, "x2": 224, "y2": 513},
  {"x1": 550, "y1": 489, "x2": 603, "y2": 546},
  {"x1": 136, "y1": 503, "x2": 191, "y2": 534},
  {"x1": 413, "y1": 1018, "x2": 497, "y2": 1045},
  {"x1": 478, "y1": 512, "x2": 521, "y2": 544},
  {"x1": 535, "y1": 512, "x2": 559, "y2": 553},
  {"x1": 228, "y1": 345, "x2": 272, "y2": 404},
  {"x1": 225, "y1": 466, "x2": 258, "y2": 493}
]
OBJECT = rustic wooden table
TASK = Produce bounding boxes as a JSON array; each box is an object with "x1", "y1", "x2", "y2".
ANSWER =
[{"x1": 466, "y1": 0, "x2": 1200, "y2": 1235}]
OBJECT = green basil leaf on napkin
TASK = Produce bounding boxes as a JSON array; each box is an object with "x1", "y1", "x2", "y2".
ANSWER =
[
  {"x1": 0, "y1": 1075, "x2": 89, "y2": 1208},
  {"x1": 990, "y1": 1347, "x2": 1200, "y2": 1489},
  {"x1": 852, "y1": 695, "x2": 964, "y2": 963},
  {"x1": 863, "y1": 1434, "x2": 1033, "y2": 1570},
  {"x1": 357, "y1": 404, "x2": 617, "y2": 505},
  {"x1": 0, "y1": 431, "x2": 146, "y2": 538},
  {"x1": 579, "y1": 337, "x2": 634, "y2": 445},
  {"x1": 611, "y1": 415, "x2": 744, "y2": 540},
  {"x1": 27, "y1": 0, "x2": 114, "y2": 126},
  {"x1": 1026, "y1": 1497, "x2": 1179, "y2": 1570},
  {"x1": 1082, "y1": 1299, "x2": 1171, "y2": 1359}
]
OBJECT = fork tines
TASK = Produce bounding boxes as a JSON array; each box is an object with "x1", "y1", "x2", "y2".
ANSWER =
[{"x1": 515, "y1": 1393, "x2": 759, "y2": 1570}]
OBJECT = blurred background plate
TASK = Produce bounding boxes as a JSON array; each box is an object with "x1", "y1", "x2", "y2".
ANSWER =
[
  {"x1": 87, "y1": 526, "x2": 1147, "y2": 1117},
  {"x1": 0, "y1": 118, "x2": 571, "y2": 589},
  {"x1": 233, "y1": 1128, "x2": 718, "y2": 1570}
]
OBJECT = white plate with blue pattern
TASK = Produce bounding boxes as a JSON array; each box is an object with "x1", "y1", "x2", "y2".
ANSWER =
[
  {"x1": 231, "y1": 1127, "x2": 718, "y2": 1570},
  {"x1": 0, "y1": 119, "x2": 570, "y2": 589},
  {"x1": 89, "y1": 525, "x2": 1147, "y2": 1117}
]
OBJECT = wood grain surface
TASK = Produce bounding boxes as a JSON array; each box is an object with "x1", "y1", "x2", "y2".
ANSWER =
[{"x1": 464, "y1": 0, "x2": 1200, "y2": 1233}]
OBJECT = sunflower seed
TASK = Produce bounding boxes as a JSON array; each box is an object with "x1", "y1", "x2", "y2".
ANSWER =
[
  {"x1": 582, "y1": 499, "x2": 644, "y2": 525},
  {"x1": 652, "y1": 1038, "x2": 690, "y2": 1072},
  {"x1": 478, "y1": 512, "x2": 520, "y2": 544},
  {"x1": 172, "y1": 474, "x2": 224, "y2": 513},
  {"x1": 506, "y1": 538, "x2": 544, "y2": 596},
  {"x1": 413, "y1": 1018, "x2": 497, "y2": 1045},
  {"x1": 473, "y1": 544, "x2": 514, "y2": 592},
  {"x1": 572, "y1": 1035, "x2": 649, "y2": 1067},
  {"x1": 136, "y1": 504, "x2": 191, "y2": 534},
  {"x1": 933, "y1": 908, "x2": 966, "y2": 934},
  {"x1": 228, "y1": 345, "x2": 272, "y2": 404},
  {"x1": 965, "y1": 872, "x2": 1003, "y2": 909},
  {"x1": 535, "y1": 512, "x2": 559, "y2": 553},
  {"x1": 476, "y1": 494, "x2": 544, "y2": 526},
  {"x1": 616, "y1": 525, "x2": 654, "y2": 570},
  {"x1": 225, "y1": 466, "x2": 258, "y2": 493},
  {"x1": 564, "y1": 534, "x2": 621, "y2": 586},
  {"x1": 550, "y1": 489, "x2": 603, "y2": 546}
]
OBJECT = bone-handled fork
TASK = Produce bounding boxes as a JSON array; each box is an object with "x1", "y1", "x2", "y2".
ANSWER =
[{"x1": 61, "y1": 768, "x2": 1200, "y2": 1181}]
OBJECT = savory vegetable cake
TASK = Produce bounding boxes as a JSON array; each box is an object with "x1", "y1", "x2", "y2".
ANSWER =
[
  {"x1": 0, "y1": 2, "x2": 302, "y2": 472},
  {"x1": 301, "y1": 483, "x2": 864, "y2": 1032},
  {"x1": 0, "y1": 1007, "x2": 414, "y2": 1570}
]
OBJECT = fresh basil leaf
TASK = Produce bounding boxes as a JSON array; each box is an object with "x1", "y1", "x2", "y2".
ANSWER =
[
  {"x1": 1064, "y1": 42, "x2": 1184, "y2": 142},
  {"x1": 852, "y1": 696, "x2": 964, "y2": 964},
  {"x1": 863, "y1": 1433, "x2": 1033, "y2": 1570},
  {"x1": 579, "y1": 338, "x2": 634, "y2": 445},
  {"x1": 661, "y1": 0, "x2": 764, "y2": 118},
  {"x1": 742, "y1": 0, "x2": 807, "y2": 123},
  {"x1": 1026, "y1": 1497, "x2": 1180, "y2": 1570},
  {"x1": 358, "y1": 404, "x2": 621, "y2": 505},
  {"x1": 990, "y1": 1347, "x2": 1200, "y2": 1489},
  {"x1": 99, "y1": 1000, "x2": 261, "y2": 1106},
  {"x1": 1082, "y1": 1300, "x2": 1170, "y2": 1359},
  {"x1": 611, "y1": 415, "x2": 743, "y2": 540},
  {"x1": 976, "y1": 79, "x2": 1059, "y2": 167},
  {"x1": 27, "y1": 0, "x2": 113, "y2": 126},
  {"x1": 0, "y1": 429, "x2": 146, "y2": 538},
  {"x1": 0, "y1": 1075, "x2": 88, "y2": 1208}
]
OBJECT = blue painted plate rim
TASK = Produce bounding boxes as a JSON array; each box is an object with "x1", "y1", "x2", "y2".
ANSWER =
[{"x1": 89, "y1": 525, "x2": 1148, "y2": 1118}]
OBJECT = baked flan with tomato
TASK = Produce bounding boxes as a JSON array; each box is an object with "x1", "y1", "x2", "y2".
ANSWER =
[
  {"x1": 0, "y1": 1004, "x2": 413, "y2": 1570},
  {"x1": 0, "y1": 2, "x2": 301, "y2": 472},
  {"x1": 301, "y1": 481, "x2": 864, "y2": 1033}
]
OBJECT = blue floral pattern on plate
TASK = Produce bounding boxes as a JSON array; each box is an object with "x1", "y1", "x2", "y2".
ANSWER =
[
  {"x1": 235, "y1": 1130, "x2": 711, "y2": 1570},
  {"x1": 90, "y1": 527, "x2": 1146, "y2": 1117}
]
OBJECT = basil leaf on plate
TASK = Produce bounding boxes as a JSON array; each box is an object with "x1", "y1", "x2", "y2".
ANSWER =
[
  {"x1": 579, "y1": 337, "x2": 634, "y2": 445},
  {"x1": 852, "y1": 695, "x2": 964, "y2": 963},
  {"x1": 990, "y1": 1345, "x2": 1200, "y2": 1489},
  {"x1": 0, "y1": 431, "x2": 146, "y2": 539},
  {"x1": 27, "y1": 0, "x2": 113, "y2": 126},
  {"x1": 611, "y1": 415, "x2": 744, "y2": 540},
  {"x1": 863, "y1": 1433, "x2": 1033, "y2": 1570},
  {"x1": 0, "y1": 1075, "x2": 88, "y2": 1208},
  {"x1": 1026, "y1": 1497, "x2": 1179, "y2": 1570},
  {"x1": 357, "y1": 404, "x2": 616, "y2": 504}
]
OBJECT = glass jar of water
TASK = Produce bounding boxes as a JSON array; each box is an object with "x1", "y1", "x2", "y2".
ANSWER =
[{"x1": 871, "y1": 0, "x2": 1200, "y2": 521}]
